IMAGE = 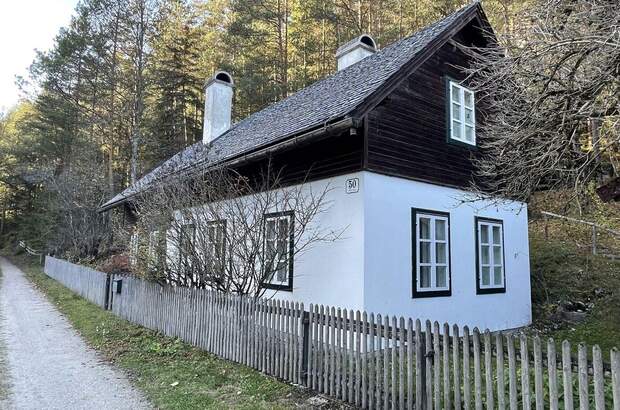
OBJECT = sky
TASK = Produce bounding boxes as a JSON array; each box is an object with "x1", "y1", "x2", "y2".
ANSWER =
[{"x1": 0, "y1": 0, "x2": 78, "y2": 112}]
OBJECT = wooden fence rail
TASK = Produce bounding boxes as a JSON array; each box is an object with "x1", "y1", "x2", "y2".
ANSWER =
[{"x1": 45, "y1": 257, "x2": 620, "y2": 409}]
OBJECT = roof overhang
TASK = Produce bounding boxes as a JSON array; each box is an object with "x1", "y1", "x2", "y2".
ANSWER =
[{"x1": 97, "y1": 116, "x2": 360, "y2": 213}]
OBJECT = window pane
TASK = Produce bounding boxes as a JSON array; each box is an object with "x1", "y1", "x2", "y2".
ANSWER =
[
  {"x1": 419, "y1": 217, "x2": 430, "y2": 239},
  {"x1": 481, "y1": 245, "x2": 490, "y2": 265},
  {"x1": 266, "y1": 220, "x2": 276, "y2": 240},
  {"x1": 436, "y1": 266, "x2": 447, "y2": 287},
  {"x1": 481, "y1": 267, "x2": 490, "y2": 286},
  {"x1": 420, "y1": 242, "x2": 431, "y2": 263},
  {"x1": 452, "y1": 120, "x2": 462, "y2": 138},
  {"x1": 464, "y1": 91, "x2": 473, "y2": 108},
  {"x1": 266, "y1": 239, "x2": 275, "y2": 256},
  {"x1": 420, "y1": 266, "x2": 431, "y2": 288},
  {"x1": 278, "y1": 218, "x2": 289, "y2": 240},
  {"x1": 480, "y1": 224, "x2": 489, "y2": 243},
  {"x1": 436, "y1": 242, "x2": 446, "y2": 263},
  {"x1": 493, "y1": 245, "x2": 502, "y2": 264},
  {"x1": 464, "y1": 108, "x2": 474, "y2": 124},
  {"x1": 217, "y1": 226, "x2": 224, "y2": 246},
  {"x1": 494, "y1": 267, "x2": 503, "y2": 286},
  {"x1": 276, "y1": 265, "x2": 287, "y2": 282},
  {"x1": 435, "y1": 219, "x2": 446, "y2": 240},
  {"x1": 451, "y1": 85, "x2": 460, "y2": 102},
  {"x1": 465, "y1": 126, "x2": 474, "y2": 142},
  {"x1": 452, "y1": 102, "x2": 461, "y2": 117},
  {"x1": 493, "y1": 226, "x2": 501, "y2": 244},
  {"x1": 277, "y1": 238, "x2": 287, "y2": 255}
]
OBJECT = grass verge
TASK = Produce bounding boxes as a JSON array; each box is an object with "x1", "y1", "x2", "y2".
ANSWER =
[{"x1": 8, "y1": 254, "x2": 328, "y2": 410}]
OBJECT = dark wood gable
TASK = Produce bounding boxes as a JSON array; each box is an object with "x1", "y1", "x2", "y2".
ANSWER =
[{"x1": 364, "y1": 21, "x2": 488, "y2": 189}]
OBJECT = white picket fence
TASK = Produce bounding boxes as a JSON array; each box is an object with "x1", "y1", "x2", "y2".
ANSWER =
[
  {"x1": 44, "y1": 256, "x2": 109, "y2": 308},
  {"x1": 44, "y1": 257, "x2": 620, "y2": 409}
]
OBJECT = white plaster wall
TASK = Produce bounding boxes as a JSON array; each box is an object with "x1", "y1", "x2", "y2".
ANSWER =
[
  {"x1": 362, "y1": 172, "x2": 532, "y2": 331},
  {"x1": 165, "y1": 172, "x2": 367, "y2": 310},
  {"x1": 261, "y1": 172, "x2": 366, "y2": 310}
]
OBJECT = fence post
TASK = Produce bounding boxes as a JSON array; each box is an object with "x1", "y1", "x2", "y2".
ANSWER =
[
  {"x1": 104, "y1": 273, "x2": 112, "y2": 310},
  {"x1": 301, "y1": 310, "x2": 310, "y2": 384},
  {"x1": 418, "y1": 336, "x2": 427, "y2": 410}
]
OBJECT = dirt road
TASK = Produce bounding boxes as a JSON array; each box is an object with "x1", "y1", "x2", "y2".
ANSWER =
[{"x1": 0, "y1": 257, "x2": 150, "y2": 410}]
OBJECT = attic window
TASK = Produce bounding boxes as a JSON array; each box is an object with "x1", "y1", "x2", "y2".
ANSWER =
[{"x1": 448, "y1": 81, "x2": 476, "y2": 146}]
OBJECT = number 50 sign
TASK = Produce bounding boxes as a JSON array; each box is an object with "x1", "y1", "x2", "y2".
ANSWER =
[{"x1": 346, "y1": 178, "x2": 359, "y2": 194}]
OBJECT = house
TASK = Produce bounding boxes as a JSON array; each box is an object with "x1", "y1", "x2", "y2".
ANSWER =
[{"x1": 100, "y1": 2, "x2": 531, "y2": 331}]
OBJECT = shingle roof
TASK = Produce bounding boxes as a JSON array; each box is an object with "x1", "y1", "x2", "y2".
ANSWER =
[{"x1": 101, "y1": 2, "x2": 481, "y2": 211}]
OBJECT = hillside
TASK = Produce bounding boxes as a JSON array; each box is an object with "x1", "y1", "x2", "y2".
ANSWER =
[{"x1": 528, "y1": 193, "x2": 620, "y2": 354}]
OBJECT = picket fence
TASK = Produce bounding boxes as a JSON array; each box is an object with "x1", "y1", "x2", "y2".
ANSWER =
[
  {"x1": 44, "y1": 256, "x2": 110, "y2": 308},
  {"x1": 45, "y1": 257, "x2": 620, "y2": 409}
]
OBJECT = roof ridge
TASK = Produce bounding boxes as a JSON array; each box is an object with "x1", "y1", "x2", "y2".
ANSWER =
[{"x1": 213, "y1": 2, "x2": 480, "y2": 143}]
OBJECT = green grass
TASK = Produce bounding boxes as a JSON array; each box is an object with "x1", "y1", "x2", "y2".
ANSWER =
[{"x1": 8, "y1": 254, "x2": 323, "y2": 410}]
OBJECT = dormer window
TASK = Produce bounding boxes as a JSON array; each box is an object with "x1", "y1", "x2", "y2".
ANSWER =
[{"x1": 448, "y1": 81, "x2": 476, "y2": 146}]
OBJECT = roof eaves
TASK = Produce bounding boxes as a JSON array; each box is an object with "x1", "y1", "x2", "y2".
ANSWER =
[{"x1": 97, "y1": 115, "x2": 358, "y2": 213}]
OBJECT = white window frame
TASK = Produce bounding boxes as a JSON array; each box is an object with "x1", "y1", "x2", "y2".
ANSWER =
[
  {"x1": 449, "y1": 81, "x2": 476, "y2": 146},
  {"x1": 413, "y1": 210, "x2": 451, "y2": 296},
  {"x1": 476, "y1": 219, "x2": 505, "y2": 292},
  {"x1": 262, "y1": 212, "x2": 294, "y2": 290}
]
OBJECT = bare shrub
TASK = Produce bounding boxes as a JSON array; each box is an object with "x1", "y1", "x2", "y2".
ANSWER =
[{"x1": 126, "y1": 164, "x2": 344, "y2": 296}]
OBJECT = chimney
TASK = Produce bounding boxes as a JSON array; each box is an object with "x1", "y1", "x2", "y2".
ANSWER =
[
  {"x1": 336, "y1": 34, "x2": 377, "y2": 71},
  {"x1": 203, "y1": 71, "x2": 234, "y2": 144}
]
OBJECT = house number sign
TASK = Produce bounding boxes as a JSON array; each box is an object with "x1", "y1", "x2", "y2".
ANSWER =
[{"x1": 346, "y1": 178, "x2": 359, "y2": 194}]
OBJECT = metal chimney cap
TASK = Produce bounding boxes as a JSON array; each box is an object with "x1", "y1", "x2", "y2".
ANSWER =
[{"x1": 205, "y1": 70, "x2": 234, "y2": 88}]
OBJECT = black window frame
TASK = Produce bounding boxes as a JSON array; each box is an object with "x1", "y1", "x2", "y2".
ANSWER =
[
  {"x1": 261, "y1": 210, "x2": 294, "y2": 292},
  {"x1": 474, "y1": 217, "x2": 507, "y2": 295},
  {"x1": 411, "y1": 208, "x2": 452, "y2": 298}
]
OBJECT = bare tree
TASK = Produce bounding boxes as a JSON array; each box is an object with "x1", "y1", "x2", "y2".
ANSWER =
[
  {"x1": 461, "y1": 0, "x2": 620, "y2": 205},
  {"x1": 125, "y1": 162, "x2": 344, "y2": 297}
]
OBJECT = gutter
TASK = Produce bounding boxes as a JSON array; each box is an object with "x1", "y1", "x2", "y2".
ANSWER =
[{"x1": 98, "y1": 116, "x2": 359, "y2": 213}]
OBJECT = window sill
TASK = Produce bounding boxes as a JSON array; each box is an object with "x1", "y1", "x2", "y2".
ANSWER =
[
  {"x1": 446, "y1": 137, "x2": 478, "y2": 150},
  {"x1": 412, "y1": 289, "x2": 452, "y2": 298},
  {"x1": 476, "y1": 287, "x2": 506, "y2": 295},
  {"x1": 262, "y1": 282, "x2": 293, "y2": 292}
]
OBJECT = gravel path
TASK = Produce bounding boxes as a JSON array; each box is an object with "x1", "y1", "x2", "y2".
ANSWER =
[{"x1": 0, "y1": 257, "x2": 151, "y2": 410}]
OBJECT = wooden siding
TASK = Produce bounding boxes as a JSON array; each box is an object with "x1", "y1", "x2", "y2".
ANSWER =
[
  {"x1": 235, "y1": 131, "x2": 364, "y2": 187},
  {"x1": 366, "y1": 25, "x2": 485, "y2": 189}
]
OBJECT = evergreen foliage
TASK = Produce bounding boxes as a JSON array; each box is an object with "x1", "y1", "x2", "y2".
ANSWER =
[{"x1": 0, "y1": 0, "x2": 529, "y2": 258}]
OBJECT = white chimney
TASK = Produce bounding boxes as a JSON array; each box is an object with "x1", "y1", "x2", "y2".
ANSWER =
[
  {"x1": 203, "y1": 71, "x2": 234, "y2": 144},
  {"x1": 336, "y1": 34, "x2": 377, "y2": 71}
]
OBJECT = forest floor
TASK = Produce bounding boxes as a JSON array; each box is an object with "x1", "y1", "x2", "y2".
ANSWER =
[{"x1": 6, "y1": 254, "x2": 348, "y2": 410}]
